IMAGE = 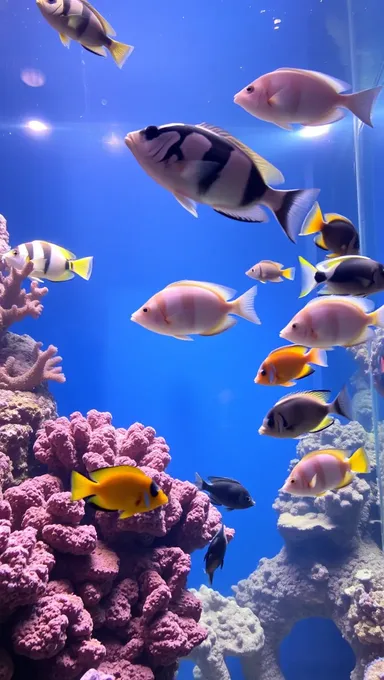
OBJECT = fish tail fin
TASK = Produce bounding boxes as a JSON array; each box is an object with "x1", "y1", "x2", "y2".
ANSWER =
[
  {"x1": 343, "y1": 86, "x2": 382, "y2": 127},
  {"x1": 108, "y1": 40, "x2": 134, "y2": 68},
  {"x1": 332, "y1": 385, "x2": 352, "y2": 421},
  {"x1": 195, "y1": 472, "x2": 207, "y2": 491},
  {"x1": 370, "y1": 304, "x2": 384, "y2": 328},
  {"x1": 349, "y1": 447, "x2": 371, "y2": 474},
  {"x1": 300, "y1": 201, "x2": 324, "y2": 236},
  {"x1": 233, "y1": 286, "x2": 260, "y2": 324},
  {"x1": 70, "y1": 256, "x2": 93, "y2": 281},
  {"x1": 281, "y1": 267, "x2": 295, "y2": 281},
  {"x1": 71, "y1": 470, "x2": 95, "y2": 501},
  {"x1": 266, "y1": 188, "x2": 320, "y2": 243},
  {"x1": 298, "y1": 256, "x2": 318, "y2": 298},
  {"x1": 308, "y1": 347, "x2": 328, "y2": 368}
]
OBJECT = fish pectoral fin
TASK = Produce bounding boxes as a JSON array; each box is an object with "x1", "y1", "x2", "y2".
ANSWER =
[
  {"x1": 82, "y1": 44, "x2": 107, "y2": 57},
  {"x1": 295, "y1": 365, "x2": 315, "y2": 380},
  {"x1": 280, "y1": 381, "x2": 296, "y2": 387},
  {"x1": 80, "y1": 0, "x2": 116, "y2": 35},
  {"x1": 172, "y1": 334, "x2": 193, "y2": 341},
  {"x1": 59, "y1": 33, "x2": 71, "y2": 47},
  {"x1": 199, "y1": 316, "x2": 237, "y2": 336},
  {"x1": 67, "y1": 15, "x2": 88, "y2": 31},
  {"x1": 268, "y1": 87, "x2": 297, "y2": 111},
  {"x1": 301, "y1": 108, "x2": 346, "y2": 126},
  {"x1": 336, "y1": 472, "x2": 354, "y2": 490},
  {"x1": 308, "y1": 474, "x2": 317, "y2": 489},
  {"x1": 310, "y1": 416, "x2": 334, "y2": 433},
  {"x1": 213, "y1": 204, "x2": 269, "y2": 223},
  {"x1": 172, "y1": 192, "x2": 198, "y2": 218}
]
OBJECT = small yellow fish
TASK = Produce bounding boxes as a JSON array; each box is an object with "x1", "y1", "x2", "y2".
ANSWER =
[
  {"x1": 246, "y1": 260, "x2": 295, "y2": 283},
  {"x1": 3, "y1": 241, "x2": 93, "y2": 283},
  {"x1": 71, "y1": 465, "x2": 168, "y2": 519}
]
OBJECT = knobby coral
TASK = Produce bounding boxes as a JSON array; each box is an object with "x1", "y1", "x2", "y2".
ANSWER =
[{"x1": 0, "y1": 409, "x2": 233, "y2": 680}]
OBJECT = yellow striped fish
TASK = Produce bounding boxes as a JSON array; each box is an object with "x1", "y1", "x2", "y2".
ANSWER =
[{"x1": 3, "y1": 241, "x2": 93, "y2": 283}]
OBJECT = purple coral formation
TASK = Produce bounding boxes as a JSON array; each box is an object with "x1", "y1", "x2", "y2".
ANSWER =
[
  {"x1": 365, "y1": 658, "x2": 384, "y2": 679},
  {"x1": 0, "y1": 407, "x2": 232, "y2": 679}
]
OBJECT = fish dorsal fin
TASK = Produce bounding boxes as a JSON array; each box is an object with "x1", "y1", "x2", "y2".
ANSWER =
[
  {"x1": 324, "y1": 212, "x2": 354, "y2": 225},
  {"x1": 274, "y1": 68, "x2": 350, "y2": 93},
  {"x1": 317, "y1": 255, "x2": 369, "y2": 271},
  {"x1": 269, "y1": 344, "x2": 307, "y2": 357},
  {"x1": 302, "y1": 448, "x2": 347, "y2": 464},
  {"x1": 165, "y1": 280, "x2": 236, "y2": 301},
  {"x1": 89, "y1": 465, "x2": 146, "y2": 483},
  {"x1": 80, "y1": 0, "x2": 116, "y2": 35},
  {"x1": 260, "y1": 259, "x2": 283, "y2": 268},
  {"x1": 197, "y1": 122, "x2": 284, "y2": 186},
  {"x1": 277, "y1": 389, "x2": 331, "y2": 405},
  {"x1": 40, "y1": 241, "x2": 76, "y2": 260},
  {"x1": 207, "y1": 476, "x2": 242, "y2": 484},
  {"x1": 308, "y1": 295, "x2": 375, "y2": 313}
]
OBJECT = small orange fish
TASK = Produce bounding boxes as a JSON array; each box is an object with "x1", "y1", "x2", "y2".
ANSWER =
[
  {"x1": 255, "y1": 345, "x2": 327, "y2": 387},
  {"x1": 71, "y1": 465, "x2": 168, "y2": 519},
  {"x1": 246, "y1": 260, "x2": 295, "y2": 283}
]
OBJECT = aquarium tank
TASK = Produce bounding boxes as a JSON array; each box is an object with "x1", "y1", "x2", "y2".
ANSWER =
[{"x1": 0, "y1": 0, "x2": 384, "y2": 678}]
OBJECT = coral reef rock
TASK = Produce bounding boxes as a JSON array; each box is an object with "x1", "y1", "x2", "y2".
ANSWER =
[{"x1": 187, "y1": 584, "x2": 264, "y2": 680}]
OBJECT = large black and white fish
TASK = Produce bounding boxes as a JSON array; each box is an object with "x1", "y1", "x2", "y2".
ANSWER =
[
  {"x1": 124, "y1": 123, "x2": 320, "y2": 243},
  {"x1": 36, "y1": 0, "x2": 134, "y2": 68},
  {"x1": 299, "y1": 255, "x2": 384, "y2": 298},
  {"x1": 3, "y1": 240, "x2": 93, "y2": 283}
]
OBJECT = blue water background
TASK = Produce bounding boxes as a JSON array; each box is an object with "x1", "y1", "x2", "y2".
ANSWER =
[{"x1": 0, "y1": 0, "x2": 383, "y2": 676}]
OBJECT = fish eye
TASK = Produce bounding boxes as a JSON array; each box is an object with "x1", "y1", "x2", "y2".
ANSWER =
[
  {"x1": 144, "y1": 125, "x2": 159, "y2": 140},
  {"x1": 292, "y1": 323, "x2": 297, "y2": 329},
  {"x1": 47, "y1": 0, "x2": 56, "y2": 3},
  {"x1": 260, "y1": 369, "x2": 266, "y2": 376},
  {"x1": 150, "y1": 481, "x2": 159, "y2": 497},
  {"x1": 251, "y1": 268, "x2": 255, "y2": 272},
  {"x1": 143, "y1": 307, "x2": 149, "y2": 313},
  {"x1": 12, "y1": 249, "x2": 18, "y2": 256},
  {"x1": 290, "y1": 479, "x2": 295, "y2": 484},
  {"x1": 246, "y1": 85, "x2": 254, "y2": 93}
]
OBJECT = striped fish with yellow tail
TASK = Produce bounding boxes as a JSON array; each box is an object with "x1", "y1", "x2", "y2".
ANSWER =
[{"x1": 3, "y1": 241, "x2": 93, "y2": 283}]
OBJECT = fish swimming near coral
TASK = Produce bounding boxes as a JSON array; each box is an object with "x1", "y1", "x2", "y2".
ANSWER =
[
  {"x1": 36, "y1": 0, "x2": 134, "y2": 68},
  {"x1": 255, "y1": 344, "x2": 327, "y2": 387},
  {"x1": 234, "y1": 67, "x2": 382, "y2": 129},
  {"x1": 3, "y1": 241, "x2": 93, "y2": 283},
  {"x1": 298, "y1": 255, "x2": 384, "y2": 298},
  {"x1": 125, "y1": 122, "x2": 319, "y2": 243},
  {"x1": 195, "y1": 473, "x2": 255, "y2": 510},
  {"x1": 246, "y1": 260, "x2": 295, "y2": 283},
  {"x1": 280, "y1": 296, "x2": 384, "y2": 348},
  {"x1": 204, "y1": 524, "x2": 228, "y2": 585},
  {"x1": 131, "y1": 280, "x2": 260, "y2": 340},
  {"x1": 71, "y1": 465, "x2": 168, "y2": 519},
  {"x1": 299, "y1": 202, "x2": 359, "y2": 258},
  {"x1": 282, "y1": 447, "x2": 370, "y2": 497},
  {"x1": 258, "y1": 386, "x2": 352, "y2": 439}
]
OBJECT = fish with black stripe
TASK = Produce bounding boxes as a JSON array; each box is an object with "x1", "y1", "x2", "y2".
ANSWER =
[
  {"x1": 3, "y1": 240, "x2": 93, "y2": 283},
  {"x1": 125, "y1": 123, "x2": 320, "y2": 243},
  {"x1": 36, "y1": 0, "x2": 133, "y2": 68}
]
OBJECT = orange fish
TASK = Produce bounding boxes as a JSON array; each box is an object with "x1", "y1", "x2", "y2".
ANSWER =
[
  {"x1": 255, "y1": 344, "x2": 328, "y2": 387},
  {"x1": 71, "y1": 465, "x2": 168, "y2": 520}
]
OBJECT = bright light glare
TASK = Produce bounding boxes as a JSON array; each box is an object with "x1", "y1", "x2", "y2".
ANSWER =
[
  {"x1": 299, "y1": 124, "x2": 331, "y2": 138},
  {"x1": 24, "y1": 119, "x2": 51, "y2": 134}
]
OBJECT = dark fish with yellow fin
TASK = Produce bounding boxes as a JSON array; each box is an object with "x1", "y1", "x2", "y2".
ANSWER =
[
  {"x1": 258, "y1": 386, "x2": 352, "y2": 439},
  {"x1": 246, "y1": 260, "x2": 295, "y2": 283},
  {"x1": 71, "y1": 465, "x2": 168, "y2": 519},
  {"x1": 299, "y1": 255, "x2": 384, "y2": 298},
  {"x1": 3, "y1": 241, "x2": 93, "y2": 283},
  {"x1": 204, "y1": 524, "x2": 228, "y2": 585},
  {"x1": 255, "y1": 344, "x2": 327, "y2": 387},
  {"x1": 282, "y1": 447, "x2": 370, "y2": 497},
  {"x1": 36, "y1": 0, "x2": 134, "y2": 68},
  {"x1": 299, "y1": 202, "x2": 359, "y2": 258}
]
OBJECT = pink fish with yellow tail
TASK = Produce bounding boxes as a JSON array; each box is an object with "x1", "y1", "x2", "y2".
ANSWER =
[
  {"x1": 280, "y1": 295, "x2": 384, "y2": 348},
  {"x1": 234, "y1": 67, "x2": 382, "y2": 130},
  {"x1": 282, "y1": 447, "x2": 370, "y2": 497},
  {"x1": 131, "y1": 280, "x2": 260, "y2": 340}
]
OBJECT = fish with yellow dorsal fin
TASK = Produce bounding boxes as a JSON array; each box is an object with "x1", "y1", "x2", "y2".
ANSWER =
[
  {"x1": 258, "y1": 386, "x2": 352, "y2": 439},
  {"x1": 131, "y1": 280, "x2": 260, "y2": 340},
  {"x1": 299, "y1": 202, "x2": 359, "y2": 258},
  {"x1": 255, "y1": 344, "x2": 327, "y2": 387},
  {"x1": 71, "y1": 465, "x2": 168, "y2": 519},
  {"x1": 298, "y1": 254, "x2": 384, "y2": 298},
  {"x1": 3, "y1": 241, "x2": 93, "y2": 283},
  {"x1": 282, "y1": 447, "x2": 370, "y2": 497}
]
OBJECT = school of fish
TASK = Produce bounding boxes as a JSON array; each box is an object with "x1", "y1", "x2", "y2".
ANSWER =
[{"x1": 6, "y1": 1, "x2": 380, "y2": 587}]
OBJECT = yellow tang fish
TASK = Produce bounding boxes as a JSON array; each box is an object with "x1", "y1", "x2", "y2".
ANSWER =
[
  {"x1": 71, "y1": 465, "x2": 168, "y2": 520},
  {"x1": 3, "y1": 240, "x2": 93, "y2": 283}
]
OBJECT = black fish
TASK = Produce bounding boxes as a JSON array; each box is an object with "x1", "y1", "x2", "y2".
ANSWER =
[
  {"x1": 204, "y1": 524, "x2": 228, "y2": 585},
  {"x1": 196, "y1": 473, "x2": 255, "y2": 510},
  {"x1": 300, "y1": 202, "x2": 359, "y2": 257},
  {"x1": 299, "y1": 255, "x2": 384, "y2": 298}
]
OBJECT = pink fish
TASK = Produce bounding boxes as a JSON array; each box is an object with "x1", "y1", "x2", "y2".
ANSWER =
[
  {"x1": 280, "y1": 295, "x2": 384, "y2": 348},
  {"x1": 282, "y1": 447, "x2": 370, "y2": 497},
  {"x1": 131, "y1": 280, "x2": 259, "y2": 340},
  {"x1": 234, "y1": 68, "x2": 382, "y2": 130}
]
